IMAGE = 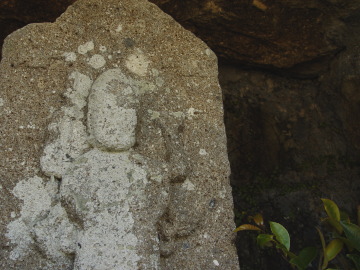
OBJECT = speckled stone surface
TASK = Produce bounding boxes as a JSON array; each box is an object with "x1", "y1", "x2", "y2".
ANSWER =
[{"x1": 0, "y1": 0, "x2": 239, "y2": 269}]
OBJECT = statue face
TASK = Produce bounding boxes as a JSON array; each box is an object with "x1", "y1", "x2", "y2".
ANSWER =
[{"x1": 87, "y1": 69, "x2": 138, "y2": 151}]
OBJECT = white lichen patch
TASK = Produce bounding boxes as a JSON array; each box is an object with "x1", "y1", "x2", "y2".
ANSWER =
[
  {"x1": 40, "y1": 117, "x2": 89, "y2": 177},
  {"x1": 126, "y1": 50, "x2": 150, "y2": 76},
  {"x1": 182, "y1": 179, "x2": 195, "y2": 191},
  {"x1": 148, "y1": 109, "x2": 160, "y2": 120},
  {"x1": 6, "y1": 177, "x2": 53, "y2": 258},
  {"x1": 89, "y1": 105, "x2": 136, "y2": 150},
  {"x1": 61, "y1": 150, "x2": 143, "y2": 214},
  {"x1": 187, "y1": 107, "x2": 202, "y2": 116},
  {"x1": 26, "y1": 123, "x2": 36, "y2": 129},
  {"x1": 40, "y1": 71, "x2": 92, "y2": 177},
  {"x1": 135, "y1": 80, "x2": 156, "y2": 94},
  {"x1": 151, "y1": 68, "x2": 159, "y2": 76},
  {"x1": 99, "y1": 45, "x2": 107, "y2": 52},
  {"x1": 88, "y1": 54, "x2": 106, "y2": 69},
  {"x1": 31, "y1": 204, "x2": 78, "y2": 263},
  {"x1": 170, "y1": 111, "x2": 185, "y2": 118},
  {"x1": 6, "y1": 219, "x2": 33, "y2": 260},
  {"x1": 0, "y1": 97, "x2": 5, "y2": 107},
  {"x1": 205, "y1": 48, "x2": 212, "y2": 56},
  {"x1": 11, "y1": 176, "x2": 53, "y2": 223},
  {"x1": 6, "y1": 176, "x2": 77, "y2": 267},
  {"x1": 219, "y1": 186, "x2": 227, "y2": 199},
  {"x1": 199, "y1": 149, "x2": 208, "y2": 156},
  {"x1": 115, "y1": 23, "x2": 123, "y2": 32},
  {"x1": 150, "y1": 174, "x2": 163, "y2": 183},
  {"x1": 67, "y1": 71, "x2": 93, "y2": 109},
  {"x1": 87, "y1": 69, "x2": 137, "y2": 150},
  {"x1": 61, "y1": 149, "x2": 147, "y2": 269},
  {"x1": 155, "y1": 77, "x2": 164, "y2": 87},
  {"x1": 78, "y1": 41, "x2": 94, "y2": 54},
  {"x1": 75, "y1": 213, "x2": 140, "y2": 269},
  {"x1": 63, "y1": 52, "x2": 77, "y2": 62}
]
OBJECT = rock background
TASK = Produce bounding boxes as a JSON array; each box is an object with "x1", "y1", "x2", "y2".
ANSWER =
[{"x1": 1, "y1": 0, "x2": 360, "y2": 269}]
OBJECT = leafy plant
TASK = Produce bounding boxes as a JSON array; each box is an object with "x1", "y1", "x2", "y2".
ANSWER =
[
  {"x1": 319, "y1": 199, "x2": 360, "y2": 270},
  {"x1": 234, "y1": 198, "x2": 360, "y2": 270}
]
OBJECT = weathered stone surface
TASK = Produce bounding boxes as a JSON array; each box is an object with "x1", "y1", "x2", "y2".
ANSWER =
[{"x1": 0, "y1": 0, "x2": 238, "y2": 269}]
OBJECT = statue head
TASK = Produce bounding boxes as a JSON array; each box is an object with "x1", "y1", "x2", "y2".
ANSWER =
[{"x1": 87, "y1": 69, "x2": 138, "y2": 151}]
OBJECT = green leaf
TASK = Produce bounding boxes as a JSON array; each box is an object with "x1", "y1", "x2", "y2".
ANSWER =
[
  {"x1": 324, "y1": 239, "x2": 344, "y2": 262},
  {"x1": 290, "y1": 247, "x2": 318, "y2": 270},
  {"x1": 322, "y1": 198, "x2": 340, "y2": 221},
  {"x1": 340, "y1": 211, "x2": 350, "y2": 222},
  {"x1": 317, "y1": 227, "x2": 326, "y2": 251},
  {"x1": 323, "y1": 217, "x2": 343, "y2": 235},
  {"x1": 337, "y1": 236, "x2": 355, "y2": 251},
  {"x1": 257, "y1": 234, "x2": 274, "y2": 248},
  {"x1": 340, "y1": 221, "x2": 360, "y2": 252},
  {"x1": 321, "y1": 198, "x2": 343, "y2": 234},
  {"x1": 317, "y1": 227, "x2": 328, "y2": 270},
  {"x1": 234, "y1": 224, "x2": 262, "y2": 232},
  {"x1": 274, "y1": 242, "x2": 296, "y2": 258},
  {"x1": 347, "y1": 254, "x2": 360, "y2": 270},
  {"x1": 269, "y1": 221, "x2": 290, "y2": 251}
]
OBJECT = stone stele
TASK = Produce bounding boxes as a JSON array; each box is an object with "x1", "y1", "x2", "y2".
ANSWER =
[{"x1": 0, "y1": 0, "x2": 239, "y2": 269}]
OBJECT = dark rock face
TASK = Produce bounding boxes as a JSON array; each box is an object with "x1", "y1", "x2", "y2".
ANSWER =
[
  {"x1": 151, "y1": 0, "x2": 353, "y2": 69},
  {"x1": 1, "y1": 0, "x2": 360, "y2": 70},
  {"x1": 1, "y1": 0, "x2": 360, "y2": 270},
  {"x1": 0, "y1": 0, "x2": 74, "y2": 22},
  {"x1": 220, "y1": 16, "x2": 360, "y2": 269},
  {"x1": 220, "y1": 64, "x2": 360, "y2": 269}
]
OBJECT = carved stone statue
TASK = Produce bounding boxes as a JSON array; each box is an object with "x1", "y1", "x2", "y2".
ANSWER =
[{"x1": 1, "y1": 0, "x2": 239, "y2": 269}]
